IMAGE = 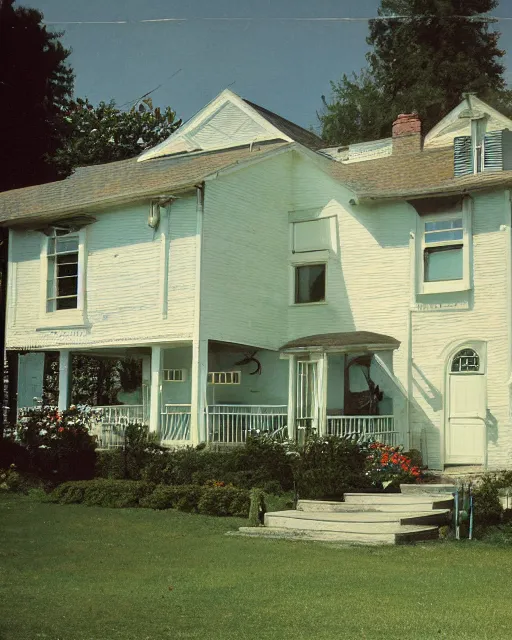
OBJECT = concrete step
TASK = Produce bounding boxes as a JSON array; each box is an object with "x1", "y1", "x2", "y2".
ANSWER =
[
  {"x1": 343, "y1": 493, "x2": 453, "y2": 510},
  {"x1": 399, "y1": 484, "x2": 457, "y2": 495},
  {"x1": 265, "y1": 509, "x2": 449, "y2": 531},
  {"x1": 236, "y1": 525, "x2": 439, "y2": 545},
  {"x1": 297, "y1": 499, "x2": 452, "y2": 514}
]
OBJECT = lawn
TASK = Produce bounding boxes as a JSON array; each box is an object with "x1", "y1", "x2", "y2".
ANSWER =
[{"x1": 1, "y1": 493, "x2": 512, "y2": 640}]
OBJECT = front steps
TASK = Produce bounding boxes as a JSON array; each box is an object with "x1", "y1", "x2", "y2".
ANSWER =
[{"x1": 238, "y1": 490, "x2": 454, "y2": 545}]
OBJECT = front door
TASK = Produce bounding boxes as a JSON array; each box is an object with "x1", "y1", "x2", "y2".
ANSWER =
[{"x1": 446, "y1": 348, "x2": 486, "y2": 465}]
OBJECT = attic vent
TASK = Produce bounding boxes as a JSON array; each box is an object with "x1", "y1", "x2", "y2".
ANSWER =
[
  {"x1": 454, "y1": 129, "x2": 512, "y2": 176},
  {"x1": 207, "y1": 371, "x2": 241, "y2": 385}
]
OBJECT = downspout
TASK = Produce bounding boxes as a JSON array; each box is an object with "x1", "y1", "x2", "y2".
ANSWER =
[
  {"x1": 505, "y1": 192, "x2": 512, "y2": 445},
  {"x1": 406, "y1": 228, "x2": 416, "y2": 452}
]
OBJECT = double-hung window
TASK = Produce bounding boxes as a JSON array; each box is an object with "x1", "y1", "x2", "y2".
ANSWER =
[
  {"x1": 418, "y1": 199, "x2": 471, "y2": 294},
  {"x1": 45, "y1": 229, "x2": 82, "y2": 312}
]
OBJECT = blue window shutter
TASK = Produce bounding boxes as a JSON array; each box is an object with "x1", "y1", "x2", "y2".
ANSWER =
[
  {"x1": 454, "y1": 136, "x2": 473, "y2": 176},
  {"x1": 483, "y1": 130, "x2": 504, "y2": 172}
]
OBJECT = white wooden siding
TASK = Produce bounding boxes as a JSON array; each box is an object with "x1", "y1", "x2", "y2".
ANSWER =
[
  {"x1": 201, "y1": 153, "x2": 292, "y2": 349},
  {"x1": 6, "y1": 197, "x2": 198, "y2": 349}
]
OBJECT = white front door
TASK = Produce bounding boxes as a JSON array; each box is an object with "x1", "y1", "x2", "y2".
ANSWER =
[{"x1": 446, "y1": 348, "x2": 486, "y2": 465}]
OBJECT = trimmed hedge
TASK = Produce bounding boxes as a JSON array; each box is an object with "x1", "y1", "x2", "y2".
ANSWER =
[
  {"x1": 95, "y1": 438, "x2": 294, "y2": 493},
  {"x1": 49, "y1": 479, "x2": 251, "y2": 517}
]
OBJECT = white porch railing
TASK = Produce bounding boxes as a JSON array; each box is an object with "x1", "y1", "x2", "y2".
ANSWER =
[
  {"x1": 207, "y1": 405, "x2": 288, "y2": 443},
  {"x1": 90, "y1": 405, "x2": 147, "y2": 449},
  {"x1": 327, "y1": 415, "x2": 398, "y2": 445},
  {"x1": 160, "y1": 404, "x2": 191, "y2": 441}
]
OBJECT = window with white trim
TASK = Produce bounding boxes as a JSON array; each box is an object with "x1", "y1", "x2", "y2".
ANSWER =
[
  {"x1": 418, "y1": 199, "x2": 471, "y2": 294},
  {"x1": 46, "y1": 229, "x2": 80, "y2": 312},
  {"x1": 292, "y1": 218, "x2": 332, "y2": 253},
  {"x1": 294, "y1": 263, "x2": 326, "y2": 304},
  {"x1": 451, "y1": 348, "x2": 480, "y2": 373}
]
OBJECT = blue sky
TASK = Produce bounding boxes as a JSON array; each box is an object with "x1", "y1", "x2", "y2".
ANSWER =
[{"x1": 18, "y1": 0, "x2": 512, "y2": 132}]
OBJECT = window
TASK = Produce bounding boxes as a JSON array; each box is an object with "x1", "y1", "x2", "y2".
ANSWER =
[
  {"x1": 295, "y1": 263, "x2": 326, "y2": 304},
  {"x1": 163, "y1": 369, "x2": 187, "y2": 382},
  {"x1": 451, "y1": 348, "x2": 480, "y2": 373},
  {"x1": 293, "y1": 218, "x2": 332, "y2": 253},
  {"x1": 418, "y1": 199, "x2": 471, "y2": 294},
  {"x1": 423, "y1": 217, "x2": 463, "y2": 282},
  {"x1": 207, "y1": 371, "x2": 241, "y2": 385},
  {"x1": 46, "y1": 229, "x2": 80, "y2": 312}
]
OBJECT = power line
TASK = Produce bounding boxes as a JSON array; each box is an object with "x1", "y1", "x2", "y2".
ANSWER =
[
  {"x1": 41, "y1": 15, "x2": 512, "y2": 26},
  {"x1": 118, "y1": 69, "x2": 183, "y2": 110}
]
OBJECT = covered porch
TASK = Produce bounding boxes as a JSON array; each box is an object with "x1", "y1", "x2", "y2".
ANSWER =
[
  {"x1": 280, "y1": 331, "x2": 407, "y2": 446},
  {"x1": 11, "y1": 331, "x2": 407, "y2": 448}
]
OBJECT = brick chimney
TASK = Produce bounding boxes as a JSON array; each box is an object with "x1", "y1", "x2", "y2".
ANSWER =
[{"x1": 392, "y1": 113, "x2": 422, "y2": 154}]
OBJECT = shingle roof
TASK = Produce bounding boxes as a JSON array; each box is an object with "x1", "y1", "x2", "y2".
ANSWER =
[
  {"x1": 0, "y1": 141, "x2": 289, "y2": 226},
  {"x1": 326, "y1": 146, "x2": 456, "y2": 199},
  {"x1": 280, "y1": 331, "x2": 401, "y2": 351},
  {"x1": 243, "y1": 99, "x2": 325, "y2": 150}
]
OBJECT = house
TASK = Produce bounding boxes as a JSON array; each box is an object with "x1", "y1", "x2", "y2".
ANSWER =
[{"x1": 2, "y1": 89, "x2": 512, "y2": 471}]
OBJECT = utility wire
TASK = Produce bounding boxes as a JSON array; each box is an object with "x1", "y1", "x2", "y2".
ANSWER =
[
  {"x1": 118, "y1": 69, "x2": 183, "y2": 110},
  {"x1": 41, "y1": 15, "x2": 512, "y2": 26}
]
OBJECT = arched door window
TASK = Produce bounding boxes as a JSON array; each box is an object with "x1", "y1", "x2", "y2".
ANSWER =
[{"x1": 451, "y1": 348, "x2": 480, "y2": 373}]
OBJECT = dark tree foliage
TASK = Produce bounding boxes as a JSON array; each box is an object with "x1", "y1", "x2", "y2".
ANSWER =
[
  {"x1": 320, "y1": 0, "x2": 511, "y2": 145},
  {"x1": 0, "y1": 0, "x2": 74, "y2": 191},
  {"x1": 54, "y1": 97, "x2": 182, "y2": 172}
]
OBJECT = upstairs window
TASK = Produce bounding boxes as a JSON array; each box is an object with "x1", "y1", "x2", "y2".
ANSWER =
[
  {"x1": 46, "y1": 229, "x2": 80, "y2": 312},
  {"x1": 292, "y1": 218, "x2": 333, "y2": 253},
  {"x1": 417, "y1": 198, "x2": 471, "y2": 295},
  {"x1": 423, "y1": 217, "x2": 464, "y2": 283},
  {"x1": 295, "y1": 263, "x2": 326, "y2": 304}
]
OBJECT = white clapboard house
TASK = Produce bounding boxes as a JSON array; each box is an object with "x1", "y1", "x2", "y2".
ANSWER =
[{"x1": 3, "y1": 90, "x2": 512, "y2": 471}]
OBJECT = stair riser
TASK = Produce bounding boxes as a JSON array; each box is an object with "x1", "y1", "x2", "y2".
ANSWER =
[
  {"x1": 238, "y1": 527, "x2": 437, "y2": 545},
  {"x1": 399, "y1": 513, "x2": 450, "y2": 527},
  {"x1": 265, "y1": 515, "x2": 434, "y2": 534},
  {"x1": 343, "y1": 496, "x2": 453, "y2": 510},
  {"x1": 298, "y1": 503, "x2": 450, "y2": 513}
]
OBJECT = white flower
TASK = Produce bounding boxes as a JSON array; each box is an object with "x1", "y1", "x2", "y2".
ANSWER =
[
  {"x1": 39, "y1": 429, "x2": 48, "y2": 436},
  {"x1": 38, "y1": 445, "x2": 48, "y2": 449}
]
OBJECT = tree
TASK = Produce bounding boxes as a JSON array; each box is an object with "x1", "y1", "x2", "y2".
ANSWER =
[
  {"x1": 0, "y1": 0, "x2": 74, "y2": 191},
  {"x1": 54, "y1": 97, "x2": 182, "y2": 172},
  {"x1": 320, "y1": 0, "x2": 511, "y2": 145}
]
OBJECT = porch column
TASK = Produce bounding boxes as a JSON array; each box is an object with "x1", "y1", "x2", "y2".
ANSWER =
[
  {"x1": 287, "y1": 355, "x2": 296, "y2": 441},
  {"x1": 141, "y1": 355, "x2": 151, "y2": 423},
  {"x1": 58, "y1": 350, "x2": 72, "y2": 411},
  {"x1": 318, "y1": 353, "x2": 328, "y2": 437},
  {"x1": 149, "y1": 346, "x2": 162, "y2": 433},
  {"x1": 190, "y1": 338, "x2": 208, "y2": 445}
]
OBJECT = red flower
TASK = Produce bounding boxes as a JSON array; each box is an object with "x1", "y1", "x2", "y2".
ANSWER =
[{"x1": 58, "y1": 426, "x2": 65, "y2": 433}]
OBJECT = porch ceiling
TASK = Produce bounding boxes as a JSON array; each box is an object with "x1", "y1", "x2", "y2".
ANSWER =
[{"x1": 280, "y1": 331, "x2": 400, "y2": 353}]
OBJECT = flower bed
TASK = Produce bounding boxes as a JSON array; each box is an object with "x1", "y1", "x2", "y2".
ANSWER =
[{"x1": 363, "y1": 442, "x2": 422, "y2": 488}]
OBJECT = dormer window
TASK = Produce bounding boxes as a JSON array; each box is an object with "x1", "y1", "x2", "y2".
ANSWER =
[{"x1": 454, "y1": 124, "x2": 512, "y2": 176}]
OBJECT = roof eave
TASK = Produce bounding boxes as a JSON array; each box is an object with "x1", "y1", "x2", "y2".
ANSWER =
[
  {"x1": 1, "y1": 183, "x2": 198, "y2": 228},
  {"x1": 281, "y1": 342, "x2": 400, "y2": 354}
]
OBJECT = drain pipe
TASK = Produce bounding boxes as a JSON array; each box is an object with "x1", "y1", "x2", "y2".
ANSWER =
[{"x1": 406, "y1": 227, "x2": 416, "y2": 452}]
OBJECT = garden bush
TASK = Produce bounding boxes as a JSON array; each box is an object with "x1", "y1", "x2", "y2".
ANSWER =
[
  {"x1": 50, "y1": 479, "x2": 251, "y2": 517},
  {"x1": 472, "y1": 476, "x2": 504, "y2": 529},
  {"x1": 51, "y1": 479, "x2": 155, "y2": 508},
  {"x1": 363, "y1": 442, "x2": 423, "y2": 489},
  {"x1": 15, "y1": 405, "x2": 97, "y2": 483},
  {"x1": 139, "y1": 484, "x2": 203, "y2": 511},
  {"x1": 291, "y1": 436, "x2": 371, "y2": 500}
]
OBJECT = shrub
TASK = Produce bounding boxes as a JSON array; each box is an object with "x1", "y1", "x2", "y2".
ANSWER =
[
  {"x1": 139, "y1": 485, "x2": 203, "y2": 511},
  {"x1": 15, "y1": 405, "x2": 97, "y2": 482},
  {"x1": 95, "y1": 450, "x2": 126, "y2": 480},
  {"x1": 472, "y1": 476, "x2": 504, "y2": 529},
  {"x1": 49, "y1": 479, "x2": 250, "y2": 517},
  {"x1": 291, "y1": 436, "x2": 370, "y2": 500},
  {"x1": 363, "y1": 441, "x2": 423, "y2": 488},
  {"x1": 51, "y1": 479, "x2": 155, "y2": 508},
  {"x1": 197, "y1": 486, "x2": 250, "y2": 518}
]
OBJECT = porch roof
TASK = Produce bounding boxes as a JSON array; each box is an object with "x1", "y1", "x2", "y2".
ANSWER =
[{"x1": 280, "y1": 331, "x2": 400, "y2": 353}]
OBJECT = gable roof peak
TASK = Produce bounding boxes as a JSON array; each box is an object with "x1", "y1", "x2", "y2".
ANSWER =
[{"x1": 138, "y1": 88, "x2": 323, "y2": 162}]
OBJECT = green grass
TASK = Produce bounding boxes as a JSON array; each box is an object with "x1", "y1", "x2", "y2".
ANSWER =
[{"x1": 1, "y1": 493, "x2": 512, "y2": 640}]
